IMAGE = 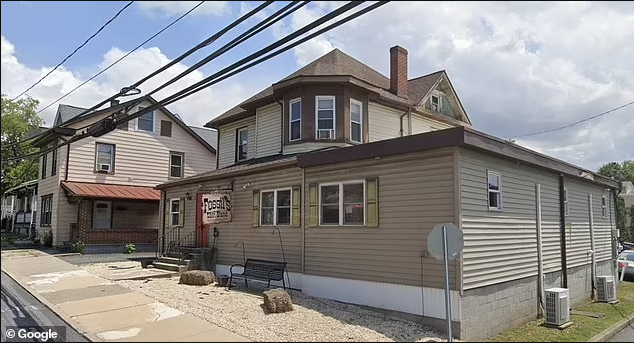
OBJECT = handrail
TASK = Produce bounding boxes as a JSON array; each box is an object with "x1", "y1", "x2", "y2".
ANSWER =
[
  {"x1": 153, "y1": 225, "x2": 181, "y2": 259},
  {"x1": 174, "y1": 229, "x2": 198, "y2": 264}
]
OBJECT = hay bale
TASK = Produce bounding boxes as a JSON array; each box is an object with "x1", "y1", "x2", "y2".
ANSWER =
[
  {"x1": 179, "y1": 270, "x2": 215, "y2": 285},
  {"x1": 263, "y1": 288, "x2": 293, "y2": 313}
]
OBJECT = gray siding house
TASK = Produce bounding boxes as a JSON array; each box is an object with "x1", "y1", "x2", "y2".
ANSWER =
[{"x1": 155, "y1": 46, "x2": 620, "y2": 341}]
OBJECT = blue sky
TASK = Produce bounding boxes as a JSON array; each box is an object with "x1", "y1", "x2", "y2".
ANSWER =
[{"x1": 1, "y1": 1, "x2": 633, "y2": 170}]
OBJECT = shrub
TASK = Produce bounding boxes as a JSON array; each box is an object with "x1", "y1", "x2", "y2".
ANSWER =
[
  {"x1": 124, "y1": 243, "x2": 136, "y2": 254},
  {"x1": 71, "y1": 240, "x2": 86, "y2": 254},
  {"x1": 42, "y1": 231, "x2": 53, "y2": 247}
]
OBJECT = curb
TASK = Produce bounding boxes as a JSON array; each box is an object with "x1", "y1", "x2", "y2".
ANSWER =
[
  {"x1": 589, "y1": 312, "x2": 634, "y2": 342},
  {"x1": 1, "y1": 265, "x2": 102, "y2": 342}
]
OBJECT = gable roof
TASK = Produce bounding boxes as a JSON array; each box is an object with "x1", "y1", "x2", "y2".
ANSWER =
[
  {"x1": 34, "y1": 96, "x2": 216, "y2": 154},
  {"x1": 189, "y1": 126, "x2": 218, "y2": 149},
  {"x1": 206, "y1": 48, "x2": 456, "y2": 128}
]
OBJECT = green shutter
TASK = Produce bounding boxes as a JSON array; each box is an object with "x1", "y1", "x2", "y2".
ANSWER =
[
  {"x1": 252, "y1": 190, "x2": 260, "y2": 228},
  {"x1": 366, "y1": 177, "x2": 379, "y2": 227},
  {"x1": 292, "y1": 185, "x2": 301, "y2": 227},
  {"x1": 179, "y1": 197, "x2": 185, "y2": 227},
  {"x1": 308, "y1": 183, "x2": 318, "y2": 227}
]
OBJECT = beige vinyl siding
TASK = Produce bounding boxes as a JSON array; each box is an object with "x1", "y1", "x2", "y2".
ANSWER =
[
  {"x1": 368, "y1": 102, "x2": 402, "y2": 142},
  {"x1": 304, "y1": 148, "x2": 458, "y2": 289},
  {"x1": 164, "y1": 168, "x2": 303, "y2": 272},
  {"x1": 54, "y1": 192, "x2": 77, "y2": 245},
  {"x1": 113, "y1": 201, "x2": 158, "y2": 229},
  {"x1": 459, "y1": 148, "x2": 561, "y2": 290},
  {"x1": 66, "y1": 102, "x2": 214, "y2": 186},
  {"x1": 565, "y1": 178, "x2": 614, "y2": 268},
  {"x1": 217, "y1": 116, "x2": 256, "y2": 169},
  {"x1": 283, "y1": 142, "x2": 350, "y2": 155},
  {"x1": 411, "y1": 112, "x2": 454, "y2": 133},
  {"x1": 255, "y1": 103, "x2": 281, "y2": 158},
  {"x1": 37, "y1": 145, "x2": 63, "y2": 245}
]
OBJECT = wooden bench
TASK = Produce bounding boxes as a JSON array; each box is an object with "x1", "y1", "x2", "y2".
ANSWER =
[{"x1": 229, "y1": 258, "x2": 287, "y2": 290}]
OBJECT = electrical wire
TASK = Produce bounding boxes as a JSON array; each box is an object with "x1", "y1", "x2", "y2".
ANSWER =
[
  {"x1": 121, "y1": 0, "x2": 310, "y2": 116},
  {"x1": 3, "y1": 0, "x2": 273, "y2": 148},
  {"x1": 35, "y1": 1, "x2": 208, "y2": 117},
  {"x1": 11, "y1": 1, "x2": 135, "y2": 101},
  {"x1": 512, "y1": 100, "x2": 634, "y2": 139},
  {"x1": 4, "y1": 1, "x2": 389, "y2": 164}
]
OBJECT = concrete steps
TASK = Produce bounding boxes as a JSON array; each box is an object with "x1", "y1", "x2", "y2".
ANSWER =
[{"x1": 152, "y1": 256, "x2": 192, "y2": 273}]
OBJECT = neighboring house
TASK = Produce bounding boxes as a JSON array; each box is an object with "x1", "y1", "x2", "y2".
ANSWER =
[
  {"x1": 1, "y1": 180, "x2": 38, "y2": 236},
  {"x1": 155, "y1": 46, "x2": 619, "y2": 341},
  {"x1": 622, "y1": 181, "x2": 634, "y2": 227},
  {"x1": 32, "y1": 96, "x2": 217, "y2": 250}
]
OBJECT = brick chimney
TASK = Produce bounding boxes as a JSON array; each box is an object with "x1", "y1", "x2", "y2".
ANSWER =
[
  {"x1": 110, "y1": 99, "x2": 120, "y2": 107},
  {"x1": 389, "y1": 45, "x2": 408, "y2": 98}
]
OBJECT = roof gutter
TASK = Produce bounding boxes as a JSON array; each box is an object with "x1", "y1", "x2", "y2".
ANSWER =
[{"x1": 155, "y1": 159, "x2": 298, "y2": 190}]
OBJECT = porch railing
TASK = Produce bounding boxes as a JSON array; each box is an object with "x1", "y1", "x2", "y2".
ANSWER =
[{"x1": 154, "y1": 225, "x2": 181, "y2": 259}]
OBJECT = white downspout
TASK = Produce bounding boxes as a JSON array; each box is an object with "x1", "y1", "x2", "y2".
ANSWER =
[
  {"x1": 535, "y1": 183, "x2": 545, "y2": 316},
  {"x1": 589, "y1": 194, "x2": 596, "y2": 299}
]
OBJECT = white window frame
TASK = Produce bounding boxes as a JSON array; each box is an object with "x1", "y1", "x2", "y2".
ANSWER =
[
  {"x1": 169, "y1": 198, "x2": 181, "y2": 227},
  {"x1": 95, "y1": 143, "x2": 115, "y2": 173},
  {"x1": 601, "y1": 195, "x2": 607, "y2": 218},
  {"x1": 259, "y1": 188, "x2": 292, "y2": 226},
  {"x1": 431, "y1": 93, "x2": 442, "y2": 113},
  {"x1": 289, "y1": 98, "x2": 302, "y2": 142},
  {"x1": 487, "y1": 170, "x2": 502, "y2": 211},
  {"x1": 315, "y1": 95, "x2": 336, "y2": 140},
  {"x1": 350, "y1": 99, "x2": 362, "y2": 144},
  {"x1": 169, "y1": 152, "x2": 184, "y2": 178},
  {"x1": 319, "y1": 180, "x2": 366, "y2": 226},
  {"x1": 236, "y1": 127, "x2": 248, "y2": 162},
  {"x1": 136, "y1": 106, "x2": 155, "y2": 133},
  {"x1": 563, "y1": 188, "x2": 569, "y2": 216}
]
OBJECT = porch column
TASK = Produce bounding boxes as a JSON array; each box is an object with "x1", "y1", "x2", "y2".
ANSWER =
[{"x1": 78, "y1": 199, "x2": 92, "y2": 241}]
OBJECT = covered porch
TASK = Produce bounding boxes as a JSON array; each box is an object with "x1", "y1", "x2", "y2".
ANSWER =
[{"x1": 62, "y1": 181, "x2": 159, "y2": 249}]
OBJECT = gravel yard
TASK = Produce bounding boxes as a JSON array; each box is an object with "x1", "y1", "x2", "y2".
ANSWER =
[{"x1": 82, "y1": 261, "x2": 446, "y2": 342}]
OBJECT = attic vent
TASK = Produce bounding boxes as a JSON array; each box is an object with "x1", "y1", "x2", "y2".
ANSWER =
[{"x1": 161, "y1": 120, "x2": 172, "y2": 137}]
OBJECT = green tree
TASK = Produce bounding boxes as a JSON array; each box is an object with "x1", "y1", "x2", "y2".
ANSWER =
[
  {"x1": 598, "y1": 160, "x2": 634, "y2": 242},
  {"x1": 1, "y1": 94, "x2": 43, "y2": 195}
]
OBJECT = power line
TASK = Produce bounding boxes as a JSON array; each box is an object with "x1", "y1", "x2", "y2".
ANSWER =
[
  {"x1": 11, "y1": 1, "x2": 135, "y2": 101},
  {"x1": 35, "y1": 1, "x2": 207, "y2": 116},
  {"x1": 512, "y1": 100, "x2": 634, "y2": 139},
  {"x1": 4, "y1": 1, "x2": 388, "y2": 164},
  {"x1": 3, "y1": 1, "x2": 273, "y2": 149}
]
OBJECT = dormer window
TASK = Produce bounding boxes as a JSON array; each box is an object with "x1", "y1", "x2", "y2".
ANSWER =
[
  {"x1": 431, "y1": 94, "x2": 441, "y2": 113},
  {"x1": 350, "y1": 99, "x2": 362, "y2": 143},
  {"x1": 316, "y1": 96, "x2": 335, "y2": 140},
  {"x1": 289, "y1": 98, "x2": 301, "y2": 141}
]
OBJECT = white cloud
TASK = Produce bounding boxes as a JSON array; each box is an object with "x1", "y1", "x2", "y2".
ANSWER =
[
  {"x1": 0, "y1": 35, "x2": 260, "y2": 128},
  {"x1": 273, "y1": 1, "x2": 634, "y2": 170},
  {"x1": 137, "y1": 1, "x2": 230, "y2": 17}
]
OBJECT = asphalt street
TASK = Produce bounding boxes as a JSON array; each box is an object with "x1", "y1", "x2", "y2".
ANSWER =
[
  {"x1": 610, "y1": 325, "x2": 634, "y2": 342},
  {"x1": 0, "y1": 271, "x2": 87, "y2": 342}
]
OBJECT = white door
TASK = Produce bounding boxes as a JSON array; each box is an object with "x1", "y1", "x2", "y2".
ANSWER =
[{"x1": 92, "y1": 201, "x2": 112, "y2": 229}]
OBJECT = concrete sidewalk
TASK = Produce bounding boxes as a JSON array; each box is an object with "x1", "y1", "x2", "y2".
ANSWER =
[{"x1": 1, "y1": 249, "x2": 249, "y2": 342}]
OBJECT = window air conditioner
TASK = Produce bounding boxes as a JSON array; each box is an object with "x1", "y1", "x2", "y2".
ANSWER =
[
  {"x1": 99, "y1": 163, "x2": 111, "y2": 172},
  {"x1": 317, "y1": 129, "x2": 334, "y2": 139},
  {"x1": 545, "y1": 288, "x2": 570, "y2": 326},
  {"x1": 596, "y1": 275, "x2": 617, "y2": 303}
]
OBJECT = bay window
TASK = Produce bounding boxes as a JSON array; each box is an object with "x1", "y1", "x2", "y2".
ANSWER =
[{"x1": 316, "y1": 96, "x2": 335, "y2": 140}]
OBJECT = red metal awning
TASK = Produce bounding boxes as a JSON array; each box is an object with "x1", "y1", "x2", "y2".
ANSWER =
[{"x1": 61, "y1": 181, "x2": 160, "y2": 201}]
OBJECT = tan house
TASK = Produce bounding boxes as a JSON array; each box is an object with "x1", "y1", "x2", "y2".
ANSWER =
[
  {"x1": 156, "y1": 46, "x2": 619, "y2": 340},
  {"x1": 32, "y1": 96, "x2": 217, "y2": 251}
]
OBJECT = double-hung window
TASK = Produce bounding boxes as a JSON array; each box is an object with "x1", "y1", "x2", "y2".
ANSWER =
[
  {"x1": 350, "y1": 99, "x2": 362, "y2": 143},
  {"x1": 95, "y1": 143, "x2": 115, "y2": 173},
  {"x1": 487, "y1": 171, "x2": 502, "y2": 210},
  {"x1": 170, "y1": 152, "x2": 184, "y2": 178},
  {"x1": 601, "y1": 195, "x2": 607, "y2": 218},
  {"x1": 563, "y1": 188, "x2": 569, "y2": 216},
  {"x1": 260, "y1": 189, "x2": 292, "y2": 225},
  {"x1": 289, "y1": 98, "x2": 301, "y2": 141},
  {"x1": 236, "y1": 127, "x2": 248, "y2": 161},
  {"x1": 51, "y1": 148, "x2": 58, "y2": 176},
  {"x1": 170, "y1": 199, "x2": 181, "y2": 227},
  {"x1": 319, "y1": 181, "x2": 365, "y2": 225},
  {"x1": 40, "y1": 195, "x2": 52, "y2": 226},
  {"x1": 41, "y1": 153, "x2": 48, "y2": 179},
  {"x1": 136, "y1": 106, "x2": 155, "y2": 132},
  {"x1": 316, "y1": 96, "x2": 335, "y2": 140},
  {"x1": 431, "y1": 94, "x2": 442, "y2": 113}
]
